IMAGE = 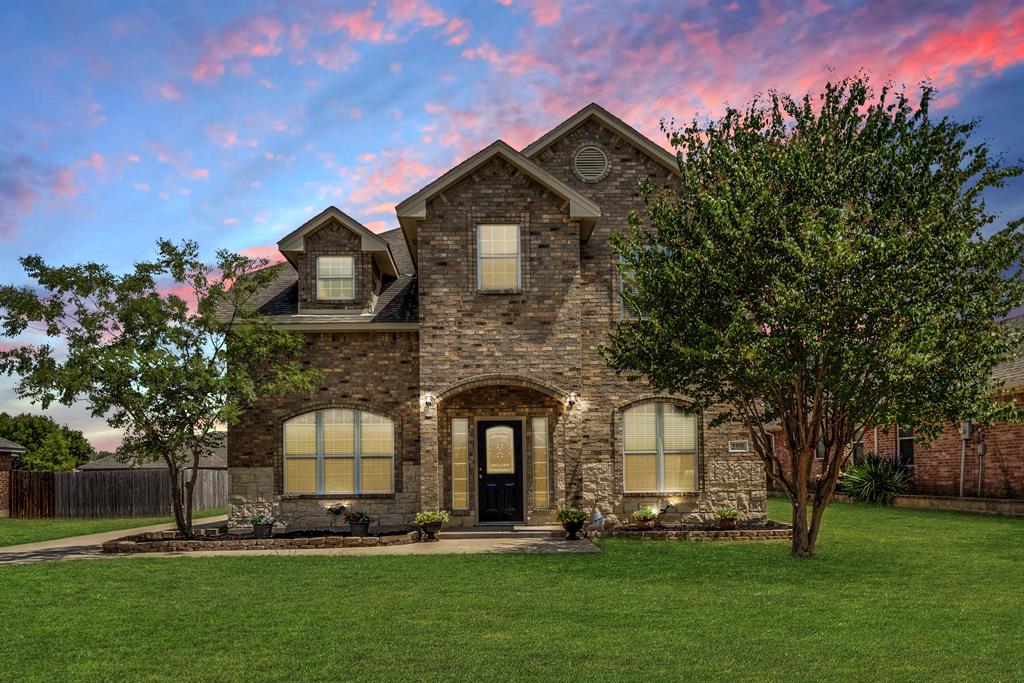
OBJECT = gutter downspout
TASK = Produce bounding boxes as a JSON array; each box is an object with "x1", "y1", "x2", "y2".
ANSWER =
[{"x1": 959, "y1": 437, "x2": 966, "y2": 498}]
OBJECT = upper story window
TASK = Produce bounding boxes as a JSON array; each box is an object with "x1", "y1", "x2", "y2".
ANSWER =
[
  {"x1": 623, "y1": 403, "x2": 697, "y2": 493},
  {"x1": 477, "y1": 224, "x2": 520, "y2": 291},
  {"x1": 283, "y1": 409, "x2": 394, "y2": 495},
  {"x1": 316, "y1": 256, "x2": 355, "y2": 300}
]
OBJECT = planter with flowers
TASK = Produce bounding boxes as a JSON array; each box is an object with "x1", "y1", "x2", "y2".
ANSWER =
[
  {"x1": 717, "y1": 507, "x2": 740, "y2": 530},
  {"x1": 250, "y1": 513, "x2": 275, "y2": 539},
  {"x1": 632, "y1": 507, "x2": 658, "y2": 529},
  {"x1": 344, "y1": 510, "x2": 373, "y2": 537},
  {"x1": 414, "y1": 510, "x2": 450, "y2": 541},
  {"x1": 555, "y1": 506, "x2": 588, "y2": 540}
]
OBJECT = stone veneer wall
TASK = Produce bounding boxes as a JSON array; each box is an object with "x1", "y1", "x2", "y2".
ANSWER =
[
  {"x1": 296, "y1": 217, "x2": 375, "y2": 311},
  {"x1": 227, "y1": 330, "x2": 420, "y2": 529}
]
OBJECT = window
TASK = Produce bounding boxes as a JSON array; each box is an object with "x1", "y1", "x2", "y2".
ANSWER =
[
  {"x1": 533, "y1": 417, "x2": 549, "y2": 509},
  {"x1": 623, "y1": 403, "x2": 697, "y2": 493},
  {"x1": 477, "y1": 224, "x2": 520, "y2": 291},
  {"x1": 283, "y1": 409, "x2": 394, "y2": 495},
  {"x1": 814, "y1": 439, "x2": 826, "y2": 460},
  {"x1": 852, "y1": 428, "x2": 865, "y2": 462},
  {"x1": 316, "y1": 256, "x2": 355, "y2": 300},
  {"x1": 451, "y1": 418, "x2": 469, "y2": 510},
  {"x1": 898, "y1": 427, "x2": 914, "y2": 465}
]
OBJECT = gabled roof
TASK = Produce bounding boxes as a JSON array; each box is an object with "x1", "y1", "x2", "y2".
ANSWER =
[
  {"x1": 396, "y1": 140, "x2": 602, "y2": 261},
  {"x1": 277, "y1": 206, "x2": 398, "y2": 277},
  {"x1": 0, "y1": 437, "x2": 25, "y2": 454},
  {"x1": 521, "y1": 102, "x2": 680, "y2": 176}
]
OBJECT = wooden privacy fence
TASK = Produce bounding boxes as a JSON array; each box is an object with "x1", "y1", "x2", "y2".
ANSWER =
[{"x1": 10, "y1": 469, "x2": 227, "y2": 519}]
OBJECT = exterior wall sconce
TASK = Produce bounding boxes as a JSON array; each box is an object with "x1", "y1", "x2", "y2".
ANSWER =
[
  {"x1": 424, "y1": 393, "x2": 435, "y2": 409},
  {"x1": 567, "y1": 392, "x2": 578, "y2": 409}
]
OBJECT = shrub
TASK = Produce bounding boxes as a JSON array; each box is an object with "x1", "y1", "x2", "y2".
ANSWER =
[
  {"x1": 250, "y1": 513, "x2": 274, "y2": 525},
  {"x1": 717, "y1": 507, "x2": 739, "y2": 519},
  {"x1": 632, "y1": 507, "x2": 658, "y2": 523},
  {"x1": 343, "y1": 510, "x2": 373, "y2": 524},
  {"x1": 414, "y1": 510, "x2": 450, "y2": 526},
  {"x1": 555, "y1": 507, "x2": 587, "y2": 524},
  {"x1": 840, "y1": 453, "x2": 909, "y2": 505}
]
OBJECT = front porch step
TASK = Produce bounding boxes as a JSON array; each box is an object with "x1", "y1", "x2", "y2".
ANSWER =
[{"x1": 443, "y1": 525, "x2": 564, "y2": 539}]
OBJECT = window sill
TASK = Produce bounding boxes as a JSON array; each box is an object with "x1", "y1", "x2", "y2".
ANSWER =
[
  {"x1": 622, "y1": 491, "x2": 699, "y2": 497},
  {"x1": 280, "y1": 493, "x2": 395, "y2": 500},
  {"x1": 477, "y1": 289, "x2": 522, "y2": 295}
]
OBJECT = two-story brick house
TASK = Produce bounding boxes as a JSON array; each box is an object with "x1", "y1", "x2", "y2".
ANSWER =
[{"x1": 227, "y1": 104, "x2": 766, "y2": 530}]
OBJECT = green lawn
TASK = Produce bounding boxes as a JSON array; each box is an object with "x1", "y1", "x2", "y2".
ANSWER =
[
  {"x1": 1, "y1": 500, "x2": 1021, "y2": 682},
  {"x1": 0, "y1": 507, "x2": 227, "y2": 547}
]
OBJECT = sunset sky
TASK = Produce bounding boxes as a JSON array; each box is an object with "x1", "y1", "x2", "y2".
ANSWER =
[{"x1": 2, "y1": 0, "x2": 1024, "y2": 450}]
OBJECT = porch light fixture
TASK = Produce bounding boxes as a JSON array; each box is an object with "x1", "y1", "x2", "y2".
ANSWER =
[
  {"x1": 566, "y1": 392, "x2": 578, "y2": 409},
  {"x1": 424, "y1": 393, "x2": 435, "y2": 409}
]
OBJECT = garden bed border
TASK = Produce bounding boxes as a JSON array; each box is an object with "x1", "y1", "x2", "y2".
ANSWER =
[{"x1": 103, "y1": 528, "x2": 422, "y2": 553}]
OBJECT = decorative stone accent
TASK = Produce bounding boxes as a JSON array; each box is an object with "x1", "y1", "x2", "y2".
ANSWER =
[
  {"x1": 590, "y1": 522, "x2": 791, "y2": 542},
  {"x1": 102, "y1": 528, "x2": 422, "y2": 553}
]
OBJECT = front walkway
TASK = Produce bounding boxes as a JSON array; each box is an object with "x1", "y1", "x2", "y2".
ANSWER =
[{"x1": 0, "y1": 521, "x2": 599, "y2": 565}]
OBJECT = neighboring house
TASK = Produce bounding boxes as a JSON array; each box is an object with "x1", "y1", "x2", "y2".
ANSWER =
[
  {"x1": 771, "y1": 315, "x2": 1024, "y2": 498},
  {"x1": 0, "y1": 437, "x2": 26, "y2": 517},
  {"x1": 78, "y1": 446, "x2": 227, "y2": 471},
  {"x1": 226, "y1": 103, "x2": 765, "y2": 530}
]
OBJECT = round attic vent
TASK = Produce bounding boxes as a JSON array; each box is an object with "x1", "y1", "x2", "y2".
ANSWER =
[{"x1": 572, "y1": 144, "x2": 609, "y2": 183}]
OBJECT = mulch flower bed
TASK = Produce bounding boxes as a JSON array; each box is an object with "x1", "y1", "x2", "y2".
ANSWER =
[
  {"x1": 591, "y1": 520, "x2": 792, "y2": 542},
  {"x1": 102, "y1": 526, "x2": 422, "y2": 553}
]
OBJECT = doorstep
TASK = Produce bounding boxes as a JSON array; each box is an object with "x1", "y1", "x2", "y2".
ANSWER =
[{"x1": 443, "y1": 525, "x2": 564, "y2": 540}]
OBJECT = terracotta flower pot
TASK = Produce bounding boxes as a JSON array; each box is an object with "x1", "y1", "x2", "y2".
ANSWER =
[
  {"x1": 420, "y1": 522, "x2": 442, "y2": 541},
  {"x1": 349, "y1": 522, "x2": 370, "y2": 537},
  {"x1": 635, "y1": 519, "x2": 655, "y2": 530},
  {"x1": 252, "y1": 523, "x2": 273, "y2": 539},
  {"x1": 562, "y1": 520, "x2": 585, "y2": 540},
  {"x1": 719, "y1": 517, "x2": 738, "y2": 530}
]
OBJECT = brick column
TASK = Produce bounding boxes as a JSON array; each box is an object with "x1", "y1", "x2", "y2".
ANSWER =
[
  {"x1": 0, "y1": 453, "x2": 11, "y2": 518},
  {"x1": 419, "y1": 399, "x2": 440, "y2": 510}
]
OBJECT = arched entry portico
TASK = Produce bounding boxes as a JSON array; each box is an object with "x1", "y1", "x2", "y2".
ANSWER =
[{"x1": 420, "y1": 375, "x2": 578, "y2": 526}]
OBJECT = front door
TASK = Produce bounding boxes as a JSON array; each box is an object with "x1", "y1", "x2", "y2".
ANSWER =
[{"x1": 477, "y1": 420, "x2": 523, "y2": 523}]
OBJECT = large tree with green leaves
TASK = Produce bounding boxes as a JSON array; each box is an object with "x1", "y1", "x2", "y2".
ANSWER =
[
  {"x1": 604, "y1": 75, "x2": 1024, "y2": 556},
  {"x1": 0, "y1": 241, "x2": 320, "y2": 535},
  {"x1": 0, "y1": 412, "x2": 94, "y2": 470}
]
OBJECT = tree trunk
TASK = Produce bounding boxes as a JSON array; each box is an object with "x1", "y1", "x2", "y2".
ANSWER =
[
  {"x1": 167, "y1": 465, "x2": 190, "y2": 537},
  {"x1": 790, "y1": 495, "x2": 814, "y2": 556}
]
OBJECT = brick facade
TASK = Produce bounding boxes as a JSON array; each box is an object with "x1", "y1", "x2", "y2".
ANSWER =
[
  {"x1": 227, "y1": 106, "x2": 768, "y2": 529},
  {"x1": 772, "y1": 391, "x2": 1024, "y2": 498}
]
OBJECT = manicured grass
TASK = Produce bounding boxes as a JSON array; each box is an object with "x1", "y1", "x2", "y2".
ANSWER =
[
  {"x1": 1, "y1": 500, "x2": 1021, "y2": 682},
  {"x1": 0, "y1": 507, "x2": 227, "y2": 547}
]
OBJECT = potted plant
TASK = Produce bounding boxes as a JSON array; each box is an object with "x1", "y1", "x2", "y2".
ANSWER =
[
  {"x1": 555, "y1": 506, "x2": 588, "y2": 540},
  {"x1": 344, "y1": 510, "x2": 373, "y2": 537},
  {"x1": 250, "y1": 513, "x2": 274, "y2": 539},
  {"x1": 632, "y1": 507, "x2": 658, "y2": 529},
  {"x1": 414, "y1": 510, "x2": 450, "y2": 541},
  {"x1": 717, "y1": 507, "x2": 740, "y2": 530}
]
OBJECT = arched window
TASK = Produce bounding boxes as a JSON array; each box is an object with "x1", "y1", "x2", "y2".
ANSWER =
[
  {"x1": 283, "y1": 409, "x2": 394, "y2": 495},
  {"x1": 623, "y1": 403, "x2": 697, "y2": 493}
]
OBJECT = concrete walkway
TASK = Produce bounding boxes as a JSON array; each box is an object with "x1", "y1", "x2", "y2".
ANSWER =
[
  {"x1": 0, "y1": 515, "x2": 227, "y2": 566},
  {"x1": 0, "y1": 521, "x2": 599, "y2": 565}
]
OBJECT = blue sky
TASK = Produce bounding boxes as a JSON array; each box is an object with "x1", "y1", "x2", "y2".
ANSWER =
[{"x1": 2, "y1": 0, "x2": 1023, "y2": 449}]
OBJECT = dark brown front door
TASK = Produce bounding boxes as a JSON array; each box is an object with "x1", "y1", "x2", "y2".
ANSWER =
[{"x1": 477, "y1": 420, "x2": 523, "y2": 523}]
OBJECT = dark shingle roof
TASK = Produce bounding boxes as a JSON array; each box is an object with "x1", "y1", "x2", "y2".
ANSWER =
[
  {"x1": 0, "y1": 437, "x2": 26, "y2": 453},
  {"x1": 79, "y1": 445, "x2": 227, "y2": 470}
]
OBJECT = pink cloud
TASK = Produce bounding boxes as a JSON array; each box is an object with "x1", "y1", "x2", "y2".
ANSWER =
[
  {"x1": 50, "y1": 167, "x2": 80, "y2": 197},
  {"x1": 126, "y1": 155, "x2": 141, "y2": 163},
  {"x1": 204, "y1": 124, "x2": 257, "y2": 149},
  {"x1": 346, "y1": 148, "x2": 440, "y2": 206},
  {"x1": 185, "y1": 167, "x2": 210, "y2": 180},
  {"x1": 239, "y1": 244, "x2": 285, "y2": 263},
  {"x1": 390, "y1": 62, "x2": 403, "y2": 74},
  {"x1": 223, "y1": 217, "x2": 239, "y2": 225},
  {"x1": 329, "y1": 4, "x2": 392, "y2": 42},
  {"x1": 312, "y1": 43, "x2": 359, "y2": 71},
  {"x1": 441, "y1": 17, "x2": 470, "y2": 45},
  {"x1": 191, "y1": 15, "x2": 284, "y2": 84},
  {"x1": 158, "y1": 82, "x2": 182, "y2": 100},
  {"x1": 388, "y1": 0, "x2": 447, "y2": 28},
  {"x1": 133, "y1": 182, "x2": 150, "y2": 191}
]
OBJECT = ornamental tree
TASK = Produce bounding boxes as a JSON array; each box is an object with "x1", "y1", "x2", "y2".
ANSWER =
[
  {"x1": 0, "y1": 240, "x2": 321, "y2": 536},
  {"x1": 603, "y1": 75, "x2": 1024, "y2": 556}
]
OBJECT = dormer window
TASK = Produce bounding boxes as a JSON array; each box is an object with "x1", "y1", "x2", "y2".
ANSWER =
[{"x1": 316, "y1": 256, "x2": 355, "y2": 300}]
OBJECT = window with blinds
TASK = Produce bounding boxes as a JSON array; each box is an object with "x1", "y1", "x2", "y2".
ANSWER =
[
  {"x1": 283, "y1": 409, "x2": 394, "y2": 495},
  {"x1": 533, "y1": 417, "x2": 549, "y2": 509},
  {"x1": 316, "y1": 255, "x2": 355, "y2": 300},
  {"x1": 451, "y1": 418, "x2": 469, "y2": 510},
  {"x1": 477, "y1": 224, "x2": 520, "y2": 291},
  {"x1": 623, "y1": 403, "x2": 697, "y2": 493}
]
